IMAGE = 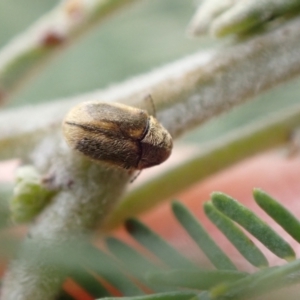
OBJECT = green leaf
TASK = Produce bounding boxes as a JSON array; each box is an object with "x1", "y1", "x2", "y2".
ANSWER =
[
  {"x1": 204, "y1": 201, "x2": 268, "y2": 267},
  {"x1": 97, "y1": 291, "x2": 198, "y2": 300},
  {"x1": 211, "y1": 192, "x2": 295, "y2": 260},
  {"x1": 82, "y1": 244, "x2": 144, "y2": 296},
  {"x1": 125, "y1": 218, "x2": 197, "y2": 270},
  {"x1": 106, "y1": 237, "x2": 168, "y2": 292},
  {"x1": 172, "y1": 201, "x2": 236, "y2": 270},
  {"x1": 211, "y1": 260, "x2": 300, "y2": 299},
  {"x1": 70, "y1": 269, "x2": 111, "y2": 298},
  {"x1": 254, "y1": 188, "x2": 300, "y2": 242},
  {"x1": 146, "y1": 269, "x2": 247, "y2": 290}
]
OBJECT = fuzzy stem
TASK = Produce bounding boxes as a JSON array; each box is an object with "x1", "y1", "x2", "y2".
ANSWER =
[
  {"x1": 1, "y1": 132, "x2": 131, "y2": 299},
  {"x1": 1, "y1": 16, "x2": 300, "y2": 160},
  {"x1": 187, "y1": 0, "x2": 239, "y2": 36},
  {"x1": 188, "y1": 0, "x2": 300, "y2": 37},
  {"x1": 0, "y1": 0, "x2": 136, "y2": 105}
]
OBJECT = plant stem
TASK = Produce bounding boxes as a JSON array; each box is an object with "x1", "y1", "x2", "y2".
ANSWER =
[
  {"x1": 1, "y1": 16, "x2": 300, "y2": 160},
  {"x1": 0, "y1": 0, "x2": 136, "y2": 105},
  {"x1": 1, "y1": 132, "x2": 131, "y2": 300}
]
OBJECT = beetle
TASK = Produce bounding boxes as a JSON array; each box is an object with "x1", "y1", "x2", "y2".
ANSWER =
[{"x1": 62, "y1": 100, "x2": 173, "y2": 170}]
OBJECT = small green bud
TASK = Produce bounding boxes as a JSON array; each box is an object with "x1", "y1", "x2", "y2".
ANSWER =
[{"x1": 10, "y1": 166, "x2": 55, "y2": 223}]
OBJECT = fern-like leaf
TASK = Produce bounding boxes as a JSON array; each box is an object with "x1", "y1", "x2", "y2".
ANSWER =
[{"x1": 10, "y1": 189, "x2": 299, "y2": 300}]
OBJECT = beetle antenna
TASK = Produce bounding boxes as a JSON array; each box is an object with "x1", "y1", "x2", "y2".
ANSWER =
[
  {"x1": 130, "y1": 170, "x2": 142, "y2": 183},
  {"x1": 145, "y1": 94, "x2": 156, "y2": 117}
]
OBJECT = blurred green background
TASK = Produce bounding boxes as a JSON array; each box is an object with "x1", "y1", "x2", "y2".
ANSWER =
[{"x1": 1, "y1": 0, "x2": 300, "y2": 143}]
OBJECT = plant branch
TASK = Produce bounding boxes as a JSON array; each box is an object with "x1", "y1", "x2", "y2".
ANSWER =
[
  {"x1": 1, "y1": 16, "x2": 300, "y2": 161},
  {"x1": 0, "y1": 0, "x2": 136, "y2": 105}
]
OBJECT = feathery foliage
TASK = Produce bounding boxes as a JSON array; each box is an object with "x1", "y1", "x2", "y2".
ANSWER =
[{"x1": 55, "y1": 189, "x2": 300, "y2": 300}]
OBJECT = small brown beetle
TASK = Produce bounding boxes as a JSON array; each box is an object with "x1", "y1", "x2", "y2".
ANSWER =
[{"x1": 62, "y1": 101, "x2": 173, "y2": 170}]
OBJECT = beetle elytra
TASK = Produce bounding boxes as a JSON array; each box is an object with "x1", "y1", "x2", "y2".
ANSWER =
[{"x1": 62, "y1": 101, "x2": 173, "y2": 170}]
